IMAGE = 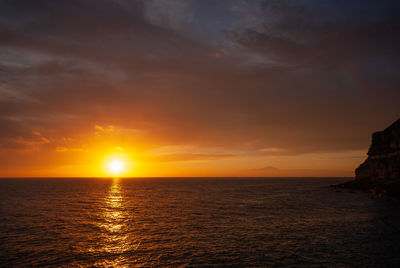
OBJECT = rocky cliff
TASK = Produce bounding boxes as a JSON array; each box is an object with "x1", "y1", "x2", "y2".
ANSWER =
[
  {"x1": 355, "y1": 119, "x2": 400, "y2": 181},
  {"x1": 334, "y1": 118, "x2": 400, "y2": 196}
]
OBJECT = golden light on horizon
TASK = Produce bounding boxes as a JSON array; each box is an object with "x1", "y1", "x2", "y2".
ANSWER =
[
  {"x1": 108, "y1": 160, "x2": 124, "y2": 176},
  {"x1": 100, "y1": 152, "x2": 136, "y2": 177}
]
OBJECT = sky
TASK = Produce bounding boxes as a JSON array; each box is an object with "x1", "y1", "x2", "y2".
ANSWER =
[{"x1": 0, "y1": 0, "x2": 399, "y2": 177}]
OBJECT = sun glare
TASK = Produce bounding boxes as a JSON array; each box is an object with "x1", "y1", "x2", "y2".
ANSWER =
[
  {"x1": 107, "y1": 159, "x2": 125, "y2": 176},
  {"x1": 101, "y1": 151, "x2": 136, "y2": 177}
]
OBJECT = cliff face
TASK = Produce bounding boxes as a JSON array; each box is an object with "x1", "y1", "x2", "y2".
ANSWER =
[{"x1": 355, "y1": 119, "x2": 400, "y2": 181}]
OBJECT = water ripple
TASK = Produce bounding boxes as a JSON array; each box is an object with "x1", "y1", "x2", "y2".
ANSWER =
[{"x1": 1, "y1": 178, "x2": 400, "y2": 267}]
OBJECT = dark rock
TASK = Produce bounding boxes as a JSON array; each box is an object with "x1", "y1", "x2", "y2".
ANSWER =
[
  {"x1": 356, "y1": 119, "x2": 400, "y2": 180},
  {"x1": 334, "y1": 118, "x2": 400, "y2": 197}
]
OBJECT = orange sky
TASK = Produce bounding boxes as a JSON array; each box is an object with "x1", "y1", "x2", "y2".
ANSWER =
[
  {"x1": 0, "y1": 1, "x2": 399, "y2": 177},
  {"x1": 0, "y1": 123, "x2": 369, "y2": 177}
]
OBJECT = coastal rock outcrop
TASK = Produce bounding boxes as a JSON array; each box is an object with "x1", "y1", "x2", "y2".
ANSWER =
[
  {"x1": 355, "y1": 119, "x2": 400, "y2": 181},
  {"x1": 334, "y1": 118, "x2": 400, "y2": 196}
]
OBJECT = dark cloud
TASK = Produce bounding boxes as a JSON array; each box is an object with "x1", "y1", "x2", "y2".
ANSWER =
[
  {"x1": 0, "y1": 0, "x2": 213, "y2": 75},
  {"x1": 0, "y1": 118, "x2": 49, "y2": 150},
  {"x1": 0, "y1": 118, "x2": 29, "y2": 138},
  {"x1": 0, "y1": 0, "x2": 399, "y2": 172},
  {"x1": 232, "y1": 0, "x2": 400, "y2": 67}
]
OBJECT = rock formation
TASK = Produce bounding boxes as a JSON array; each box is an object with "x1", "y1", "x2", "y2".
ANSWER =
[
  {"x1": 334, "y1": 118, "x2": 400, "y2": 196},
  {"x1": 355, "y1": 118, "x2": 400, "y2": 181}
]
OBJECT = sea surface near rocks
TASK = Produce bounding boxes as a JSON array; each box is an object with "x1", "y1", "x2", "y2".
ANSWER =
[{"x1": 1, "y1": 177, "x2": 400, "y2": 267}]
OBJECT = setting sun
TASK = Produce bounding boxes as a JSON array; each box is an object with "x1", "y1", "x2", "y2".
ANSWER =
[
  {"x1": 101, "y1": 152, "x2": 136, "y2": 177},
  {"x1": 108, "y1": 160, "x2": 124, "y2": 175}
]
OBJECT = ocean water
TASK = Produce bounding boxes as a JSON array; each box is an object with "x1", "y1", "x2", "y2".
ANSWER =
[{"x1": 1, "y1": 178, "x2": 400, "y2": 267}]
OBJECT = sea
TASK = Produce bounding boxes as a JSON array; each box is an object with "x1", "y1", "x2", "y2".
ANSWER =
[{"x1": 1, "y1": 177, "x2": 400, "y2": 267}]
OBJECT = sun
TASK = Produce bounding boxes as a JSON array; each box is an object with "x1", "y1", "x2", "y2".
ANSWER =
[
  {"x1": 101, "y1": 152, "x2": 136, "y2": 177},
  {"x1": 107, "y1": 159, "x2": 125, "y2": 176}
]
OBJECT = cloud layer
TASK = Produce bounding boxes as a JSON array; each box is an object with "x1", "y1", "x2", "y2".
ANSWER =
[{"x1": 0, "y1": 0, "x2": 399, "y2": 176}]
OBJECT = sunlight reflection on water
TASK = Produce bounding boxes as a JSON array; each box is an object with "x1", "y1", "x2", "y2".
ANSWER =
[
  {"x1": 2, "y1": 178, "x2": 400, "y2": 266},
  {"x1": 95, "y1": 178, "x2": 134, "y2": 267}
]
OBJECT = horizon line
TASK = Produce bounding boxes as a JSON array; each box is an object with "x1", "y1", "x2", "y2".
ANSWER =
[{"x1": 0, "y1": 176, "x2": 353, "y2": 179}]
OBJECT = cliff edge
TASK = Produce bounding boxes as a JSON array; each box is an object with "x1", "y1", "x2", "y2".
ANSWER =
[
  {"x1": 334, "y1": 118, "x2": 400, "y2": 196},
  {"x1": 356, "y1": 118, "x2": 400, "y2": 181}
]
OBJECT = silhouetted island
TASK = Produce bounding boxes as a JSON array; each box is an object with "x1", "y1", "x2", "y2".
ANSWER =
[{"x1": 334, "y1": 118, "x2": 400, "y2": 197}]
